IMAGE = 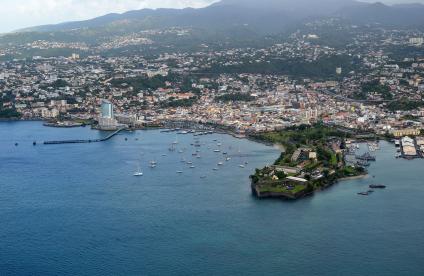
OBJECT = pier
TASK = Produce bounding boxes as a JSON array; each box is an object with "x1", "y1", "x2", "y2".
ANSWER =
[{"x1": 43, "y1": 127, "x2": 126, "y2": 145}]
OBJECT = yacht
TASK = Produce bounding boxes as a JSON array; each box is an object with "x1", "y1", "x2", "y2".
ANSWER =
[
  {"x1": 133, "y1": 159, "x2": 143, "y2": 176},
  {"x1": 134, "y1": 162, "x2": 143, "y2": 176}
]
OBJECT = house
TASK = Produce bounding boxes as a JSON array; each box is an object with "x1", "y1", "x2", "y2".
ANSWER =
[
  {"x1": 285, "y1": 176, "x2": 308, "y2": 185},
  {"x1": 291, "y1": 147, "x2": 313, "y2": 162}
]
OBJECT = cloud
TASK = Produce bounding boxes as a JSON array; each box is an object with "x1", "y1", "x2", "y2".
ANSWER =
[{"x1": 0, "y1": 0, "x2": 218, "y2": 33}]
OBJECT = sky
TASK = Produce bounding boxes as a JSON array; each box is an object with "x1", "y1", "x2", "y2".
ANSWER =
[{"x1": 0, "y1": 0, "x2": 422, "y2": 33}]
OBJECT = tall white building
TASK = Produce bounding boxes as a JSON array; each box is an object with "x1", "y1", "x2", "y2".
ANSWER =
[
  {"x1": 101, "y1": 100, "x2": 114, "y2": 118},
  {"x1": 98, "y1": 100, "x2": 118, "y2": 130},
  {"x1": 409, "y1": 37, "x2": 424, "y2": 45}
]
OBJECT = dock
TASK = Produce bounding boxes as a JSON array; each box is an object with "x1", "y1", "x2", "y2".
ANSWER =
[{"x1": 43, "y1": 127, "x2": 126, "y2": 145}]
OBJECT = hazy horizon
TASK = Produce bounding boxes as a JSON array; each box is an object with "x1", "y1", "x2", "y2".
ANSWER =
[{"x1": 1, "y1": 0, "x2": 423, "y2": 33}]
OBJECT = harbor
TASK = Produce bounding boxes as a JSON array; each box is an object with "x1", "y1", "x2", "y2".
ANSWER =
[{"x1": 396, "y1": 136, "x2": 424, "y2": 159}]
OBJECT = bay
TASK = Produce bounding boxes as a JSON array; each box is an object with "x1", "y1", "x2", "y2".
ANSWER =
[{"x1": 0, "y1": 121, "x2": 423, "y2": 275}]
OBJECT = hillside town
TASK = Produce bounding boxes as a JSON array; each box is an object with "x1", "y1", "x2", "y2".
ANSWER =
[{"x1": 1, "y1": 22, "x2": 424, "y2": 144}]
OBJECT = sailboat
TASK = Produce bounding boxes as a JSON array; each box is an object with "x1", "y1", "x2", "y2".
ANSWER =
[
  {"x1": 134, "y1": 161, "x2": 143, "y2": 176},
  {"x1": 173, "y1": 134, "x2": 179, "y2": 145}
]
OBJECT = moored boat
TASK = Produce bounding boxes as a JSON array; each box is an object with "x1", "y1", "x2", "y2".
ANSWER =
[{"x1": 369, "y1": 184, "x2": 386, "y2": 189}]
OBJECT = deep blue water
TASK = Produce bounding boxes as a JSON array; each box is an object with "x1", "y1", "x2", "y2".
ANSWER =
[{"x1": 1, "y1": 121, "x2": 424, "y2": 275}]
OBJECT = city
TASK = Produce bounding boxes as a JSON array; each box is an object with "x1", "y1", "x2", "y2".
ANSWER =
[{"x1": 1, "y1": 0, "x2": 424, "y2": 275}]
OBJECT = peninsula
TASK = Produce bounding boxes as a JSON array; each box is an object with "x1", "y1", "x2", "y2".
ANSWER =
[{"x1": 250, "y1": 124, "x2": 366, "y2": 200}]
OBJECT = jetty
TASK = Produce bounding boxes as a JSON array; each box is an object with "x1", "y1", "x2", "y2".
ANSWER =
[
  {"x1": 43, "y1": 127, "x2": 126, "y2": 145},
  {"x1": 355, "y1": 152, "x2": 376, "y2": 161}
]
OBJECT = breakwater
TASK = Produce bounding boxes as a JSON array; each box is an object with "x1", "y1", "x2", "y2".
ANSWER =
[{"x1": 43, "y1": 127, "x2": 126, "y2": 145}]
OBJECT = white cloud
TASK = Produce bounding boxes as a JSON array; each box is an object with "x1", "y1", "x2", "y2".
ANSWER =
[{"x1": 0, "y1": 0, "x2": 218, "y2": 33}]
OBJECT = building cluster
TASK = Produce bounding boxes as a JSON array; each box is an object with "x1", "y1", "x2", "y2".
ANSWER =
[{"x1": 0, "y1": 22, "x2": 424, "y2": 137}]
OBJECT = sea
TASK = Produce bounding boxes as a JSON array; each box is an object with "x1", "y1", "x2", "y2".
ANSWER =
[{"x1": 1, "y1": 121, "x2": 423, "y2": 275}]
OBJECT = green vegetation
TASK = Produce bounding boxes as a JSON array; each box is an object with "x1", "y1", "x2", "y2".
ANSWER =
[
  {"x1": 387, "y1": 98, "x2": 424, "y2": 111},
  {"x1": 160, "y1": 97, "x2": 198, "y2": 108},
  {"x1": 251, "y1": 124, "x2": 364, "y2": 200},
  {"x1": 354, "y1": 80, "x2": 393, "y2": 100},
  {"x1": 111, "y1": 75, "x2": 168, "y2": 91},
  {"x1": 204, "y1": 55, "x2": 359, "y2": 80},
  {"x1": 0, "y1": 108, "x2": 21, "y2": 119},
  {"x1": 215, "y1": 93, "x2": 255, "y2": 102},
  {"x1": 110, "y1": 73, "x2": 201, "y2": 96},
  {"x1": 255, "y1": 124, "x2": 349, "y2": 147}
]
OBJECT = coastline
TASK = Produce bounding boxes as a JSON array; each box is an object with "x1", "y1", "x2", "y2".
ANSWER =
[
  {"x1": 4, "y1": 120, "x2": 371, "y2": 201},
  {"x1": 338, "y1": 174, "x2": 368, "y2": 182}
]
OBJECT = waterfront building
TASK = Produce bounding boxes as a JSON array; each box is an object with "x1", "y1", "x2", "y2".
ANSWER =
[
  {"x1": 98, "y1": 100, "x2": 119, "y2": 130},
  {"x1": 392, "y1": 128, "x2": 421, "y2": 138},
  {"x1": 101, "y1": 100, "x2": 114, "y2": 119},
  {"x1": 409, "y1": 37, "x2": 424, "y2": 46},
  {"x1": 401, "y1": 136, "x2": 417, "y2": 156}
]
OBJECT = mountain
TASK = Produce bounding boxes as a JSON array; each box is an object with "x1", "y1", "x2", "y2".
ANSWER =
[
  {"x1": 8, "y1": 0, "x2": 424, "y2": 45},
  {"x1": 339, "y1": 2, "x2": 424, "y2": 26},
  {"x1": 17, "y1": 0, "x2": 363, "y2": 34}
]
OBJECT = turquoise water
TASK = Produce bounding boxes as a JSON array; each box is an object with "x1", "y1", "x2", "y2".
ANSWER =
[{"x1": 1, "y1": 121, "x2": 423, "y2": 275}]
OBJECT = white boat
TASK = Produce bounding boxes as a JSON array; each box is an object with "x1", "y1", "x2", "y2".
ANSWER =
[
  {"x1": 213, "y1": 149, "x2": 221, "y2": 153},
  {"x1": 226, "y1": 157, "x2": 231, "y2": 161},
  {"x1": 134, "y1": 161, "x2": 143, "y2": 176},
  {"x1": 172, "y1": 135, "x2": 179, "y2": 145},
  {"x1": 218, "y1": 162, "x2": 223, "y2": 166},
  {"x1": 190, "y1": 166, "x2": 196, "y2": 169},
  {"x1": 239, "y1": 165, "x2": 245, "y2": 168}
]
